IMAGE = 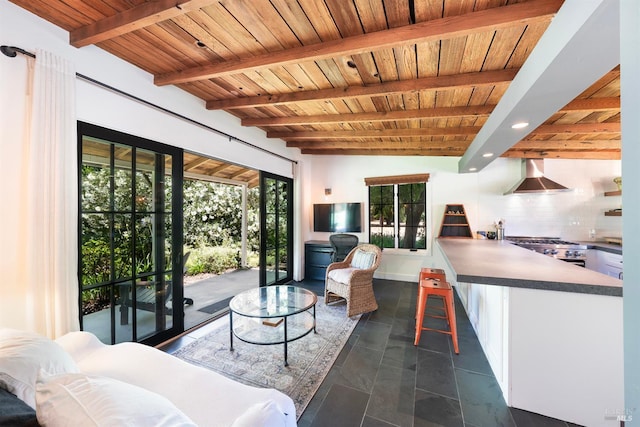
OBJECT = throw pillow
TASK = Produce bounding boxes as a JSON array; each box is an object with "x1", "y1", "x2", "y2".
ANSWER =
[
  {"x1": 36, "y1": 372, "x2": 197, "y2": 427},
  {"x1": 0, "y1": 328, "x2": 78, "y2": 409},
  {"x1": 350, "y1": 250, "x2": 375, "y2": 269}
]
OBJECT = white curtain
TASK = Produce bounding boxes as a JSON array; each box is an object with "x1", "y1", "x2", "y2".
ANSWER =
[{"x1": 0, "y1": 49, "x2": 79, "y2": 338}]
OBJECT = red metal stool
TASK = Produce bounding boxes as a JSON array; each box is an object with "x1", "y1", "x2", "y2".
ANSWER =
[
  {"x1": 414, "y1": 278, "x2": 459, "y2": 354},
  {"x1": 419, "y1": 267, "x2": 446, "y2": 282},
  {"x1": 416, "y1": 268, "x2": 447, "y2": 318}
]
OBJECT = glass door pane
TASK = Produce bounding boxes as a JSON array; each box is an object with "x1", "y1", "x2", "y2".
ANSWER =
[
  {"x1": 79, "y1": 123, "x2": 183, "y2": 346},
  {"x1": 259, "y1": 172, "x2": 293, "y2": 286}
]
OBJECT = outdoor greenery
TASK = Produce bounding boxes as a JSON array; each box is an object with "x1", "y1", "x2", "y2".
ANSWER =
[{"x1": 80, "y1": 163, "x2": 260, "y2": 313}]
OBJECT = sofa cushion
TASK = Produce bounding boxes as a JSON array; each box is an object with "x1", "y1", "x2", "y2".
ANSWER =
[
  {"x1": 0, "y1": 328, "x2": 78, "y2": 409},
  {"x1": 36, "y1": 372, "x2": 197, "y2": 427},
  {"x1": 350, "y1": 249, "x2": 376, "y2": 269}
]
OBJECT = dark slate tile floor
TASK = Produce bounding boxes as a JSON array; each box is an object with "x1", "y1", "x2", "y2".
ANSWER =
[
  {"x1": 163, "y1": 278, "x2": 581, "y2": 427},
  {"x1": 296, "y1": 278, "x2": 581, "y2": 427}
]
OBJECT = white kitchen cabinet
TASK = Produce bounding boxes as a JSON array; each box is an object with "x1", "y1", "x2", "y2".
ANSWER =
[{"x1": 586, "y1": 249, "x2": 623, "y2": 279}]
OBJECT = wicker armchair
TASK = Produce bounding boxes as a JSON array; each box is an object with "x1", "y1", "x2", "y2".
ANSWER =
[{"x1": 325, "y1": 244, "x2": 382, "y2": 317}]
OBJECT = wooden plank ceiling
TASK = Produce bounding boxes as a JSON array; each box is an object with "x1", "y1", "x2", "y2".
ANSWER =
[{"x1": 11, "y1": 0, "x2": 620, "y2": 162}]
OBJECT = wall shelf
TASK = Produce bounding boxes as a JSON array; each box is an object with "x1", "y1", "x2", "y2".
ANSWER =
[
  {"x1": 605, "y1": 210, "x2": 622, "y2": 217},
  {"x1": 439, "y1": 204, "x2": 473, "y2": 238},
  {"x1": 604, "y1": 190, "x2": 621, "y2": 197}
]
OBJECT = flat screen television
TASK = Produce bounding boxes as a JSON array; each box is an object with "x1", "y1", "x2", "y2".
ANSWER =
[{"x1": 313, "y1": 203, "x2": 362, "y2": 232}]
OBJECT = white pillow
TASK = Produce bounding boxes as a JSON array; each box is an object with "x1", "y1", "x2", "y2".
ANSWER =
[
  {"x1": 0, "y1": 328, "x2": 78, "y2": 409},
  {"x1": 36, "y1": 372, "x2": 197, "y2": 427},
  {"x1": 350, "y1": 250, "x2": 376, "y2": 269},
  {"x1": 231, "y1": 400, "x2": 287, "y2": 427}
]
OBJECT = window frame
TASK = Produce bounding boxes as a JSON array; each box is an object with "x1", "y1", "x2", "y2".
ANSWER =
[{"x1": 366, "y1": 174, "x2": 429, "y2": 251}]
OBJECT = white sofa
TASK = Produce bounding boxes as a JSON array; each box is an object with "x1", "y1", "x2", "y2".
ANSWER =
[{"x1": 0, "y1": 329, "x2": 297, "y2": 427}]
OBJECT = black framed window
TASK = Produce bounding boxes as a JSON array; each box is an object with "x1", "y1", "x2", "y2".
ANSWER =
[{"x1": 367, "y1": 175, "x2": 428, "y2": 250}]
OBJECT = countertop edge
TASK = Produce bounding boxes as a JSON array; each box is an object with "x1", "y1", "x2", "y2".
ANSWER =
[{"x1": 436, "y1": 239, "x2": 622, "y2": 297}]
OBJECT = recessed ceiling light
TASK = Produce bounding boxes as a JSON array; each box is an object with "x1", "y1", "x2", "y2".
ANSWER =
[
  {"x1": 482, "y1": 152, "x2": 494, "y2": 158},
  {"x1": 469, "y1": 167, "x2": 477, "y2": 172},
  {"x1": 511, "y1": 122, "x2": 529, "y2": 129}
]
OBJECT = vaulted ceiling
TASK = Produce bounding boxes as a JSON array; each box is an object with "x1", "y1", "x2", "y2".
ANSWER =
[{"x1": 9, "y1": 0, "x2": 621, "y2": 162}]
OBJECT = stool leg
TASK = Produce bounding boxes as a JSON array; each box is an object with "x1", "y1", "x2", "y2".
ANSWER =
[
  {"x1": 445, "y1": 293, "x2": 459, "y2": 354},
  {"x1": 414, "y1": 287, "x2": 427, "y2": 346}
]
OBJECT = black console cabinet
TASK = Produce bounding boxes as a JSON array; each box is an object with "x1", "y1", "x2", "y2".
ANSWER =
[{"x1": 305, "y1": 240, "x2": 332, "y2": 281}]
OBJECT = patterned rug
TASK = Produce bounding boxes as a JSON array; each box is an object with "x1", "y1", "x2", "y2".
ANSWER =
[{"x1": 173, "y1": 297, "x2": 360, "y2": 418}]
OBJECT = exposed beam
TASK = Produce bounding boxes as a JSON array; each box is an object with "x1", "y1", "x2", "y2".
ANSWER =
[
  {"x1": 241, "y1": 96, "x2": 619, "y2": 127},
  {"x1": 270, "y1": 122, "x2": 619, "y2": 140},
  {"x1": 184, "y1": 156, "x2": 211, "y2": 171},
  {"x1": 300, "y1": 148, "x2": 466, "y2": 156},
  {"x1": 206, "y1": 69, "x2": 517, "y2": 110},
  {"x1": 287, "y1": 140, "x2": 470, "y2": 149},
  {"x1": 513, "y1": 140, "x2": 621, "y2": 149},
  {"x1": 272, "y1": 128, "x2": 480, "y2": 140},
  {"x1": 560, "y1": 96, "x2": 620, "y2": 112},
  {"x1": 70, "y1": 0, "x2": 215, "y2": 47},
  {"x1": 503, "y1": 150, "x2": 620, "y2": 160},
  {"x1": 533, "y1": 122, "x2": 620, "y2": 134},
  {"x1": 155, "y1": 0, "x2": 561, "y2": 85},
  {"x1": 243, "y1": 105, "x2": 495, "y2": 126}
]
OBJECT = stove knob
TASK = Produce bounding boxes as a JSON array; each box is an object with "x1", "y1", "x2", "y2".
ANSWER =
[
  {"x1": 566, "y1": 250, "x2": 574, "y2": 257},
  {"x1": 550, "y1": 249, "x2": 559, "y2": 255},
  {"x1": 543, "y1": 249, "x2": 551, "y2": 255}
]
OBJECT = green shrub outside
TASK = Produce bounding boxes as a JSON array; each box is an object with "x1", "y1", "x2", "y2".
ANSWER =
[{"x1": 185, "y1": 246, "x2": 260, "y2": 276}]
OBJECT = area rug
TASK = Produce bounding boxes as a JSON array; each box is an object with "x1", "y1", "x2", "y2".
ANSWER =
[{"x1": 173, "y1": 297, "x2": 360, "y2": 418}]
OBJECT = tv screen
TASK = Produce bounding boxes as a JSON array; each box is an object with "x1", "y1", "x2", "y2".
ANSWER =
[{"x1": 313, "y1": 203, "x2": 362, "y2": 232}]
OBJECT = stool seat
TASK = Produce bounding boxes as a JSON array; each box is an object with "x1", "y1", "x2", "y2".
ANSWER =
[
  {"x1": 419, "y1": 267, "x2": 446, "y2": 282},
  {"x1": 414, "y1": 278, "x2": 459, "y2": 354}
]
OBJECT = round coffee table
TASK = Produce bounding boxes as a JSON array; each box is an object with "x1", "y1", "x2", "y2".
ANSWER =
[{"x1": 229, "y1": 285, "x2": 317, "y2": 366}]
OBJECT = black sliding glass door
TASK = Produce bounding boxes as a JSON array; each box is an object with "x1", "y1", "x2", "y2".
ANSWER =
[
  {"x1": 259, "y1": 172, "x2": 293, "y2": 286},
  {"x1": 78, "y1": 122, "x2": 183, "y2": 346}
]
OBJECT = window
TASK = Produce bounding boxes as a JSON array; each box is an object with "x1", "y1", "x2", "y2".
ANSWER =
[{"x1": 366, "y1": 174, "x2": 428, "y2": 250}]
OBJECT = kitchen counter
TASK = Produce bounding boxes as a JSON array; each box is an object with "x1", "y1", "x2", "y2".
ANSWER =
[
  {"x1": 582, "y1": 240, "x2": 623, "y2": 255},
  {"x1": 435, "y1": 237, "x2": 623, "y2": 426},
  {"x1": 436, "y1": 238, "x2": 622, "y2": 296}
]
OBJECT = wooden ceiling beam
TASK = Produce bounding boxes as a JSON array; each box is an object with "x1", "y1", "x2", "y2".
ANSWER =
[
  {"x1": 207, "y1": 69, "x2": 517, "y2": 110},
  {"x1": 300, "y1": 148, "x2": 466, "y2": 156},
  {"x1": 155, "y1": 0, "x2": 561, "y2": 85},
  {"x1": 533, "y1": 122, "x2": 620, "y2": 134},
  {"x1": 503, "y1": 150, "x2": 620, "y2": 160},
  {"x1": 560, "y1": 97, "x2": 620, "y2": 112},
  {"x1": 241, "y1": 96, "x2": 619, "y2": 127},
  {"x1": 70, "y1": 0, "x2": 216, "y2": 47},
  {"x1": 184, "y1": 156, "x2": 210, "y2": 171},
  {"x1": 242, "y1": 105, "x2": 495, "y2": 126},
  {"x1": 287, "y1": 140, "x2": 470, "y2": 149},
  {"x1": 513, "y1": 140, "x2": 621, "y2": 150},
  {"x1": 272, "y1": 127, "x2": 481, "y2": 140},
  {"x1": 270, "y1": 122, "x2": 619, "y2": 140}
]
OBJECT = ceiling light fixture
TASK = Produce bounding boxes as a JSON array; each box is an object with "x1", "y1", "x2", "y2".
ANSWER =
[
  {"x1": 469, "y1": 167, "x2": 477, "y2": 172},
  {"x1": 482, "y1": 152, "x2": 494, "y2": 158},
  {"x1": 511, "y1": 122, "x2": 529, "y2": 129}
]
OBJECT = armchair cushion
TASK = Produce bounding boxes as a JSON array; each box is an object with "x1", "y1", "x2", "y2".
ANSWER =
[{"x1": 327, "y1": 267, "x2": 358, "y2": 284}]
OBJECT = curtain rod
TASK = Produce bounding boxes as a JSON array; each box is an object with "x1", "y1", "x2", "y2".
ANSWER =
[{"x1": 1, "y1": 44, "x2": 298, "y2": 165}]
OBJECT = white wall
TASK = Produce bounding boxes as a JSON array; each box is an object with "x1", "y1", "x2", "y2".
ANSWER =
[{"x1": 303, "y1": 155, "x2": 621, "y2": 282}]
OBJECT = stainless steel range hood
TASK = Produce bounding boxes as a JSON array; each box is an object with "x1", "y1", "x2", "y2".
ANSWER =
[{"x1": 504, "y1": 159, "x2": 570, "y2": 195}]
